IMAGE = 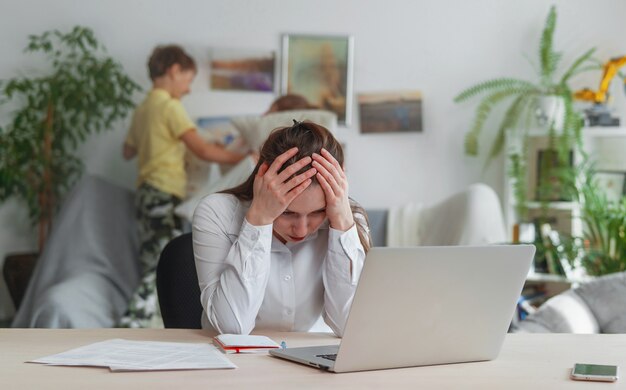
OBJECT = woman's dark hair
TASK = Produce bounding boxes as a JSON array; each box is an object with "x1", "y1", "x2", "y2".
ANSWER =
[
  {"x1": 267, "y1": 94, "x2": 318, "y2": 113},
  {"x1": 148, "y1": 45, "x2": 197, "y2": 81},
  {"x1": 222, "y1": 121, "x2": 371, "y2": 252}
]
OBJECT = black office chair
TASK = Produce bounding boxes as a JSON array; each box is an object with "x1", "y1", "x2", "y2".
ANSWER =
[{"x1": 156, "y1": 232, "x2": 204, "y2": 329}]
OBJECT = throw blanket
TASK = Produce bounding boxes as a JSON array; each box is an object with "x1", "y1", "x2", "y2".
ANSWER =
[
  {"x1": 12, "y1": 175, "x2": 140, "y2": 328},
  {"x1": 387, "y1": 202, "x2": 423, "y2": 246}
]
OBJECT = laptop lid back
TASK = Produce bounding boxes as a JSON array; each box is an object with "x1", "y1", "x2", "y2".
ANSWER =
[{"x1": 333, "y1": 245, "x2": 534, "y2": 373}]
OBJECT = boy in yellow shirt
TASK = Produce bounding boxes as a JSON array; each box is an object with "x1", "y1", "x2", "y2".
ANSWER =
[{"x1": 120, "y1": 45, "x2": 248, "y2": 327}]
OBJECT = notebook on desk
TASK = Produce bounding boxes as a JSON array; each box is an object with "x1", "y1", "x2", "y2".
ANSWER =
[{"x1": 270, "y1": 245, "x2": 535, "y2": 373}]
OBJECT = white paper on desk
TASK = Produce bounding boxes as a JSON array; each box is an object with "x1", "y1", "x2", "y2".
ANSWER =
[{"x1": 29, "y1": 339, "x2": 237, "y2": 371}]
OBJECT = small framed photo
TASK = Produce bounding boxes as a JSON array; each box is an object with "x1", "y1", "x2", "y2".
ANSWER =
[
  {"x1": 534, "y1": 149, "x2": 574, "y2": 201},
  {"x1": 210, "y1": 48, "x2": 275, "y2": 92},
  {"x1": 594, "y1": 170, "x2": 626, "y2": 203},
  {"x1": 358, "y1": 91, "x2": 423, "y2": 133},
  {"x1": 527, "y1": 207, "x2": 573, "y2": 236},
  {"x1": 526, "y1": 137, "x2": 572, "y2": 201},
  {"x1": 281, "y1": 34, "x2": 354, "y2": 125}
]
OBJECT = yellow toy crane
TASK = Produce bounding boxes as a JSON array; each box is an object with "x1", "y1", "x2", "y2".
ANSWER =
[{"x1": 574, "y1": 55, "x2": 626, "y2": 126}]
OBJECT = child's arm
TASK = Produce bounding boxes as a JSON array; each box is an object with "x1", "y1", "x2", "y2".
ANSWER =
[{"x1": 180, "y1": 128, "x2": 248, "y2": 165}]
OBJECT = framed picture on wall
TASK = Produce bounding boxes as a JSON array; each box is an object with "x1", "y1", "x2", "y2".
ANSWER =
[
  {"x1": 534, "y1": 148, "x2": 574, "y2": 201},
  {"x1": 594, "y1": 170, "x2": 626, "y2": 203},
  {"x1": 281, "y1": 34, "x2": 354, "y2": 125},
  {"x1": 525, "y1": 137, "x2": 574, "y2": 202},
  {"x1": 358, "y1": 91, "x2": 423, "y2": 133},
  {"x1": 526, "y1": 207, "x2": 573, "y2": 237},
  {"x1": 209, "y1": 48, "x2": 275, "y2": 92}
]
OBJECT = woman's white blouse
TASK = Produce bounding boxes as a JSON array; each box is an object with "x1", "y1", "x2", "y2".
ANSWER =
[{"x1": 192, "y1": 193, "x2": 366, "y2": 337}]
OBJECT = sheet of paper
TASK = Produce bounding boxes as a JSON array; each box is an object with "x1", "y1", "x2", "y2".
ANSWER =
[{"x1": 29, "y1": 339, "x2": 236, "y2": 371}]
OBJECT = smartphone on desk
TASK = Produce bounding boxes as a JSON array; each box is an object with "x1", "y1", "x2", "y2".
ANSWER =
[{"x1": 570, "y1": 363, "x2": 619, "y2": 382}]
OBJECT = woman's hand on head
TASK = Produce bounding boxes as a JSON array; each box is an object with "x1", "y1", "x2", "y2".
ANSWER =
[
  {"x1": 246, "y1": 147, "x2": 317, "y2": 226},
  {"x1": 312, "y1": 148, "x2": 354, "y2": 231}
]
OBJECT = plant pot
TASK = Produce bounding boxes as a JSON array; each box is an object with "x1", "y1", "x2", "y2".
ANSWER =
[
  {"x1": 535, "y1": 96, "x2": 565, "y2": 133},
  {"x1": 2, "y1": 252, "x2": 39, "y2": 310}
]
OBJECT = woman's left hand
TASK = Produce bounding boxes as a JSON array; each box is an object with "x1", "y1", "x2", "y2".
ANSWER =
[{"x1": 312, "y1": 148, "x2": 354, "y2": 231}]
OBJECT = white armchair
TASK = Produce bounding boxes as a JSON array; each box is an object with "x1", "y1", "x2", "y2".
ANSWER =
[{"x1": 368, "y1": 184, "x2": 507, "y2": 247}]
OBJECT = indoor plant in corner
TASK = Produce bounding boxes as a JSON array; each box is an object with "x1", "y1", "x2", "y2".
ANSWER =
[
  {"x1": 575, "y1": 170, "x2": 626, "y2": 276},
  {"x1": 454, "y1": 5, "x2": 595, "y2": 222},
  {"x1": 0, "y1": 26, "x2": 141, "y2": 250},
  {"x1": 546, "y1": 166, "x2": 626, "y2": 278},
  {"x1": 0, "y1": 26, "x2": 140, "y2": 308}
]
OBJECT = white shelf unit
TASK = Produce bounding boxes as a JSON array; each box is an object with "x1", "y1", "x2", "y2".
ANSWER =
[{"x1": 503, "y1": 126, "x2": 626, "y2": 240}]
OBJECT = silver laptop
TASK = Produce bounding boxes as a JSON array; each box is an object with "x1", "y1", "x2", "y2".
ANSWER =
[{"x1": 270, "y1": 245, "x2": 535, "y2": 373}]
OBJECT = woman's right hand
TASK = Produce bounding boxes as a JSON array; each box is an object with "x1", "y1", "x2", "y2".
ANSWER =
[{"x1": 245, "y1": 147, "x2": 317, "y2": 226}]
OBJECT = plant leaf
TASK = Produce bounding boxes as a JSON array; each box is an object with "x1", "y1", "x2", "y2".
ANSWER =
[
  {"x1": 463, "y1": 86, "x2": 539, "y2": 155},
  {"x1": 560, "y1": 47, "x2": 596, "y2": 85},
  {"x1": 454, "y1": 78, "x2": 538, "y2": 103},
  {"x1": 540, "y1": 5, "x2": 558, "y2": 84},
  {"x1": 485, "y1": 94, "x2": 529, "y2": 164}
]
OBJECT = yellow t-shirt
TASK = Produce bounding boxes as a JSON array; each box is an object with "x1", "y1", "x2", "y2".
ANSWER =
[{"x1": 125, "y1": 89, "x2": 195, "y2": 199}]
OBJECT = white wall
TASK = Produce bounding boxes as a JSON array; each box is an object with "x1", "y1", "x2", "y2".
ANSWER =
[{"x1": 1, "y1": 0, "x2": 625, "y2": 320}]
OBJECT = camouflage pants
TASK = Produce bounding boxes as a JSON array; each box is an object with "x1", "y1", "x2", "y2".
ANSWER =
[{"x1": 118, "y1": 183, "x2": 182, "y2": 328}]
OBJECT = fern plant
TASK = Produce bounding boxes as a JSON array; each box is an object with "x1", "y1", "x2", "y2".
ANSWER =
[
  {"x1": 454, "y1": 6, "x2": 595, "y2": 221},
  {"x1": 531, "y1": 160, "x2": 626, "y2": 276},
  {"x1": 577, "y1": 174, "x2": 626, "y2": 276},
  {"x1": 0, "y1": 26, "x2": 141, "y2": 250}
]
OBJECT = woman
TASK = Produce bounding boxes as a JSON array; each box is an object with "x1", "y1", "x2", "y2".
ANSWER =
[
  {"x1": 192, "y1": 121, "x2": 370, "y2": 336},
  {"x1": 265, "y1": 94, "x2": 318, "y2": 114}
]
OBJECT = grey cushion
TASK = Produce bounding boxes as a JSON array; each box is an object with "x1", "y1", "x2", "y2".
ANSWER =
[
  {"x1": 604, "y1": 314, "x2": 626, "y2": 333},
  {"x1": 514, "y1": 271, "x2": 626, "y2": 334},
  {"x1": 575, "y1": 272, "x2": 626, "y2": 333},
  {"x1": 514, "y1": 290, "x2": 600, "y2": 333}
]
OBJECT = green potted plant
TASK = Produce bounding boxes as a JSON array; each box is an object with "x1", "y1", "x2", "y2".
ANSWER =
[
  {"x1": 576, "y1": 173, "x2": 626, "y2": 276},
  {"x1": 0, "y1": 26, "x2": 141, "y2": 251},
  {"x1": 536, "y1": 162, "x2": 626, "y2": 277},
  {"x1": 454, "y1": 5, "x2": 595, "y2": 221}
]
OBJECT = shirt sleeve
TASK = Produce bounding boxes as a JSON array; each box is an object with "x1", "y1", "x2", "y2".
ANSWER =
[
  {"x1": 322, "y1": 222, "x2": 366, "y2": 337},
  {"x1": 192, "y1": 195, "x2": 273, "y2": 334},
  {"x1": 166, "y1": 99, "x2": 196, "y2": 138}
]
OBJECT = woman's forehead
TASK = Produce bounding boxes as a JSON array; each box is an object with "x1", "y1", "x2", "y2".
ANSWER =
[{"x1": 286, "y1": 185, "x2": 326, "y2": 214}]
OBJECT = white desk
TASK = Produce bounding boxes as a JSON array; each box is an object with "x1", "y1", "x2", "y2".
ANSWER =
[{"x1": 2, "y1": 329, "x2": 624, "y2": 389}]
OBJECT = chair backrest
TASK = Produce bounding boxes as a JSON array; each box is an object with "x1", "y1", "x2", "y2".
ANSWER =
[
  {"x1": 364, "y1": 209, "x2": 388, "y2": 247},
  {"x1": 156, "y1": 232, "x2": 203, "y2": 329}
]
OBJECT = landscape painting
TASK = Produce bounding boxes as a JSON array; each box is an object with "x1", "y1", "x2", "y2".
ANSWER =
[
  {"x1": 358, "y1": 91, "x2": 423, "y2": 133},
  {"x1": 210, "y1": 48, "x2": 275, "y2": 92},
  {"x1": 282, "y1": 34, "x2": 354, "y2": 125}
]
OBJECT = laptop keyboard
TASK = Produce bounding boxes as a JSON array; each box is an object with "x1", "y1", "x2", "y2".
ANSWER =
[{"x1": 316, "y1": 354, "x2": 337, "y2": 361}]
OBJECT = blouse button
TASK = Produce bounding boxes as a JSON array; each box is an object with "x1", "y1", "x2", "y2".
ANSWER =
[{"x1": 283, "y1": 275, "x2": 292, "y2": 281}]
